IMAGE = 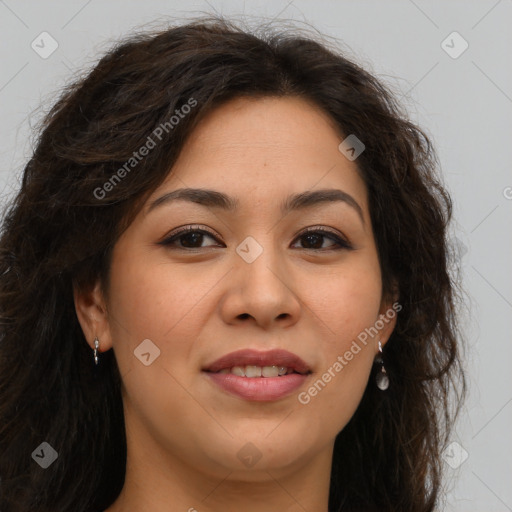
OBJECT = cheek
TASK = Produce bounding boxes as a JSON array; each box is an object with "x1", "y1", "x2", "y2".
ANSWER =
[
  {"x1": 294, "y1": 258, "x2": 381, "y2": 427},
  {"x1": 106, "y1": 245, "x2": 228, "y2": 382},
  {"x1": 105, "y1": 251, "x2": 209, "y2": 435},
  {"x1": 304, "y1": 255, "x2": 383, "y2": 340},
  {"x1": 296, "y1": 293, "x2": 378, "y2": 439},
  {"x1": 108, "y1": 247, "x2": 199, "y2": 337},
  {"x1": 296, "y1": 350, "x2": 374, "y2": 443}
]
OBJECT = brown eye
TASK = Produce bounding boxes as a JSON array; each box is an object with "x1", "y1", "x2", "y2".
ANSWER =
[
  {"x1": 159, "y1": 226, "x2": 221, "y2": 249},
  {"x1": 292, "y1": 228, "x2": 352, "y2": 251}
]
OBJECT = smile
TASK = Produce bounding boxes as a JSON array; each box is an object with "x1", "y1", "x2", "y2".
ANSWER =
[
  {"x1": 215, "y1": 365, "x2": 305, "y2": 377},
  {"x1": 203, "y1": 349, "x2": 312, "y2": 401}
]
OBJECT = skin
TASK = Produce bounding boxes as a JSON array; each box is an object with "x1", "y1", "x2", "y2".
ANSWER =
[{"x1": 75, "y1": 96, "x2": 397, "y2": 512}]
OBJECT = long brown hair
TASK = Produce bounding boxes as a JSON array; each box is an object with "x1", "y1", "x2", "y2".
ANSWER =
[{"x1": 0, "y1": 16, "x2": 466, "y2": 511}]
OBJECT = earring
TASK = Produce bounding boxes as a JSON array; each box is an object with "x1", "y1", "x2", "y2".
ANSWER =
[
  {"x1": 93, "y1": 337, "x2": 100, "y2": 365},
  {"x1": 374, "y1": 340, "x2": 389, "y2": 390}
]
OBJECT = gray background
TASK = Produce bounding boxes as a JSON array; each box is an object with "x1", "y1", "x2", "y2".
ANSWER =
[{"x1": 1, "y1": 1, "x2": 511, "y2": 510}]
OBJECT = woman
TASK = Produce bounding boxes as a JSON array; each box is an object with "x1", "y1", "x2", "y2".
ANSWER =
[{"x1": 0, "y1": 16, "x2": 466, "y2": 512}]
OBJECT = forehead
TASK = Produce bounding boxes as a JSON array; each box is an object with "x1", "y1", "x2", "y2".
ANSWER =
[{"x1": 148, "y1": 96, "x2": 368, "y2": 215}]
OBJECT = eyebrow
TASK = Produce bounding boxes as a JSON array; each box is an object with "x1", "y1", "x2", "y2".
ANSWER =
[{"x1": 147, "y1": 187, "x2": 365, "y2": 224}]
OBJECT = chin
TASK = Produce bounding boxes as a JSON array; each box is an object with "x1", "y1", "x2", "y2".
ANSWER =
[{"x1": 197, "y1": 428, "x2": 316, "y2": 475}]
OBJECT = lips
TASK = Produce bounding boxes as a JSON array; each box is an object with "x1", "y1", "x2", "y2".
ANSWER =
[
  {"x1": 202, "y1": 349, "x2": 312, "y2": 402},
  {"x1": 203, "y1": 349, "x2": 311, "y2": 375}
]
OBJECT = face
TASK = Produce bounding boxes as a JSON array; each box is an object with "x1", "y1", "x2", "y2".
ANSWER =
[{"x1": 76, "y1": 96, "x2": 396, "y2": 482}]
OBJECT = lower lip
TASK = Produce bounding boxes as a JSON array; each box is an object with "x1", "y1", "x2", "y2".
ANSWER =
[{"x1": 204, "y1": 371, "x2": 309, "y2": 401}]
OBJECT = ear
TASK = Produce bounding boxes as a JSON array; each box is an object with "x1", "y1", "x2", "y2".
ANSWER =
[
  {"x1": 375, "y1": 285, "x2": 400, "y2": 353},
  {"x1": 73, "y1": 279, "x2": 113, "y2": 352}
]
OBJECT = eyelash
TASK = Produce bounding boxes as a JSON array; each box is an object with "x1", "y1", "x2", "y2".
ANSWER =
[{"x1": 158, "y1": 225, "x2": 353, "y2": 252}]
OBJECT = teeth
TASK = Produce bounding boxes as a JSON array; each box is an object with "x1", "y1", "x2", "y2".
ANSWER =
[
  {"x1": 262, "y1": 366, "x2": 279, "y2": 377},
  {"x1": 245, "y1": 365, "x2": 262, "y2": 378},
  {"x1": 220, "y1": 365, "x2": 296, "y2": 377},
  {"x1": 231, "y1": 366, "x2": 245, "y2": 377}
]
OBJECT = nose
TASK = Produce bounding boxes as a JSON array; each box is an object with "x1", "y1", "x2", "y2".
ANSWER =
[{"x1": 218, "y1": 237, "x2": 301, "y2": 330}]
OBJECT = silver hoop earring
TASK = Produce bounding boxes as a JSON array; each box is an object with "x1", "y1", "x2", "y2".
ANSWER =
[
  {"x1": 93, "y1": 337, "x2": 100, "y2": 366},
  {"x1": 375, "y1": 340, "x2": 389, "y2": 390}
]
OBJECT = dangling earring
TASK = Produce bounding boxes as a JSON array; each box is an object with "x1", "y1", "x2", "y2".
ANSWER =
[
  {"x1": 93, "y1": 337, "x2": 100, "y2": 365},
  {"x1": 375, "y1": 340, "x2": 389, "y2": 390}
]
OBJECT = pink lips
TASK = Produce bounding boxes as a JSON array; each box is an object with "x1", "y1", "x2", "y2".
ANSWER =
[
  {"x1": 202, "y1": 349, "x2": 311, "y2": 402},
  {"x1": 203, "y1": 348, "x2": 311, "y2": 374}
]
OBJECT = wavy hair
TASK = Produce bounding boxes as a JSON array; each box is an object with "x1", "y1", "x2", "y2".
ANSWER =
[{"x1": 0, "y1": 16, "x2": 465, "y2": 512}]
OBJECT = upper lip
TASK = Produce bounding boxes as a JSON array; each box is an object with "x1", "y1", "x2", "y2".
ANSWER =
[{"x1": 203, "y1": 349, "x2": 311, "y2": 374}]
